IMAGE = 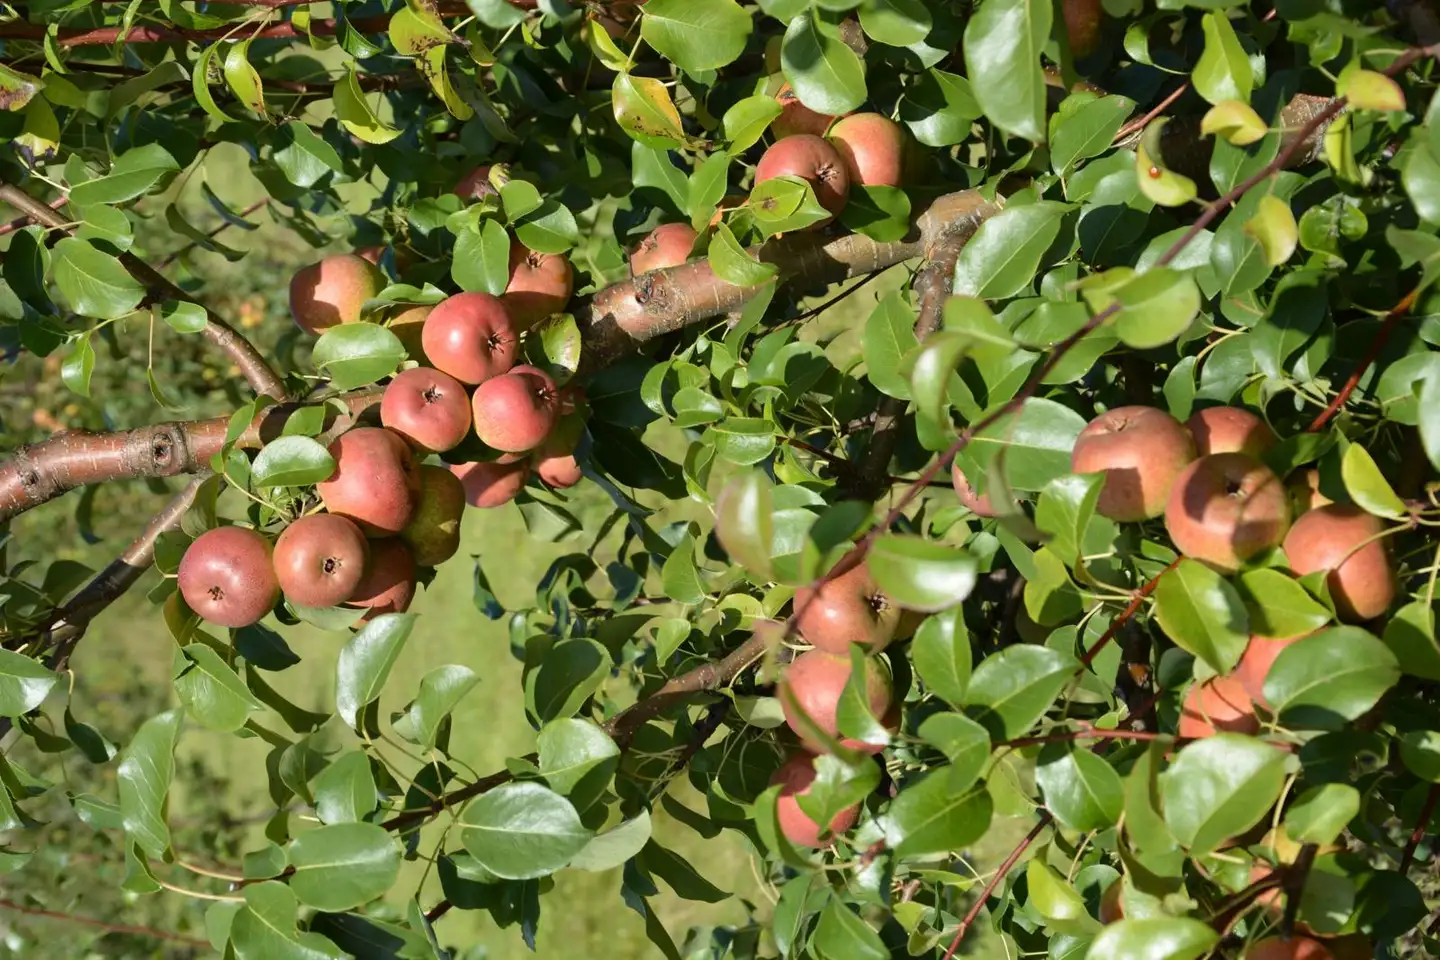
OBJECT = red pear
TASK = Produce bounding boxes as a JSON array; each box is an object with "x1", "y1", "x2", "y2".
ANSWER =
[
  {"x1": 178, "y1": 526, "x2": 279, "y2": 628},
  {"x1": 771, "y1": 752, "x2": 860, "y2": 848},
  {"x1": 451, "y1": 459, "x2": 530, "y2": 508},
  {"x1": 1244, "y1": 937, "x2": 1336, "y2": 960},
  {"x1": 1234, "y1": 633, "x2": 1307, "y2": 709},
  {"x1": 1072, "y1": 405, "x2": 1196, "y2": 522},
  {"x1": 772, "y1": 82, "x2": 836, "y2": 139},
  {"x1": 346, "y1": 538, "x2": 417, "y2": 620},
  {"x1": 472, "y1": 365, "x2": 559, "y2": 454},
  {"x1": 1187, "y1": 406, "x2": 1277, "y2": 458},
  {"x1": 755, "y1": 135, "x2": 850, "y2": 224},
  {"x1": 455, "y1": 164, "x2": 496, "y2": 200},
  {"x1": 381, "y1": 367, "x2": 473, "y2": 454},
  {"x1": 1283, "y1": 505, "x2": 1396, "y2": 623},
  {"x1": 778, "y1": 650, "x2": 893, "y2": 755},
  {"x1": 273, "y1": 514, "x2": 369, "y2": 608},
  {"x1": 794, "y1": 556, "x2": 899, "y2": 654},
  {"x1": 1178, "y1": 674, "x2": 1258, "y2": 738},
  {"x1": 502, "y1": 243, "x2": 573, "y2": 330},
  {"x1": 289, "y1": 254, "x2": 385, "y2": 335},
  {"x1": 952, "y1": 461, "x2": 997, "y2": 517},
  {"x1": 1164, "y1": 454, "x2": 1291, "y2": 573},
  {"x1": 317, "y1": 427, "x2": 422, "y2": 536},
  {"x1": 421, "y1": 292, "x2": 518, "y2": 386},
  {"x1": 630, "y1": 223, "x2": 698, "y2": 275},
  {"x1": 827, "y1": 113, "x2": 905, "y2": 188}
]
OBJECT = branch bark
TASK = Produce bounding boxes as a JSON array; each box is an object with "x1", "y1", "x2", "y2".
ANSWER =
[
  {"x1": 0, "y1": 897, "x2": 208, "y2": 948},
  {"x1": 0, "y1": 390, "x2": 380, "y2": 521},
  {"x1": 0, "y1": 182, "x2": 286, "y2": 400}
]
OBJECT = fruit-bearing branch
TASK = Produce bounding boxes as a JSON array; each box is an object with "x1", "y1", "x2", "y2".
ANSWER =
[
  {"x1": 0, "y1": 182, "x2": 286, "y2": 400},
  {"x1": 0, "y1": 188, "x2": 1001, "y2": 521}
]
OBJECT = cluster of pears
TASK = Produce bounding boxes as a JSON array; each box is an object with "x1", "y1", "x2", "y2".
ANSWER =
[
  {"x1": 957, "y1": 403, "x2": 1398, "y2": 739},
  {"x1": 764, "y1": 557, "x2": 908, "y2": 849},
  {"x1": 176, "y1": 219, "x2": 585, "y2": 630}
]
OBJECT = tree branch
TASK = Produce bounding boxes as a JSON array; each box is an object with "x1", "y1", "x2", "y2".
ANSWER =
[
  {"x1": 1306, "y1": 284, "x2": 1420, "y2": 433},
  {"x1": 0, "y1": 182, "x2": 286, "y2": 400},
  {"x1": 1400, "y1": 781, "x2": 1439, "y2": 874},
  {"x1": 0, "y1": 390, "x2": 380, "y2": 521},
  {"x1": 0, "y1": 897, "x2": 208, "y2": 947},
  {"x1": 941, "y1": 812, "x2": 1053, "y2": 960}
]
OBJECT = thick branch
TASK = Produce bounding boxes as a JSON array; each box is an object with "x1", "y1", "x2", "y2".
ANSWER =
[
  {"x1": 0, "y1": 183, "x2": 285, "y2": 400},
  {"x1": 0, "y1": 391, "x2": 380, "y2": 521},
  {"x1": 578, "y1": 189, "x2": 1000, "y2": 373}
]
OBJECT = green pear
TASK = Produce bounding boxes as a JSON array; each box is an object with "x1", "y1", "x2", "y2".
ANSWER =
[{"x1": 400, "y1": 464, "x2": 466, "y2": 567}]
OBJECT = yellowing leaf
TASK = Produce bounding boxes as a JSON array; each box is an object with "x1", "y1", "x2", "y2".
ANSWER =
[
  {"x1": 1200, "y1": 99, "x2": 1267, "y2": 145},
  {"x1": 1340, "y1": 68, "x2": 1406, "y2": 113},
  {"x1": 1136, "y1": 121, "x2": 1196, "y2": 207},
  {"x1": 334, "y1": 68, "x2": 401, "y2": 144},
  {"x1": 612, "y1": 73, "x2": 685, "y2": 148},
  {"x1": 1245, "y1": 195, "x2": 1298, "y2": 267}
]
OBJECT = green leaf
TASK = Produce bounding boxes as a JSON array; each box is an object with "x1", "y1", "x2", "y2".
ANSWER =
[
  {"x1": 867, "y1": 535, "x2": 977, "y2": 612},
  {"x1": 251, "y1": 436, "x2": 335, "y2": 488},
  {"x1": 311, "y1": 751, "x2": 378, "y2": 824},
  {"x1": 1036, "y1": 743, "x2": 1124, "y2": 833},
  {"x1": 781, "y1": 10, "x2": 867, "y2": 116},
  {"x1": 51, "y1": 237, "x2": 145, "y2": 320},
  {"x1": 117, "y1": 709, "x2": 181, "y2": 859},
  {"x1": 967, "y1": 398, "x2": 1088, "y2": 492},
  {"x1": 69, "y1": 143, "x2": 179, "y2": 207},
  {"x1": 191, "y1": 42, "x2": 234, "y2": 123},
  {"x1": 459, "y1": 782, "x2": 592, "y2": 880},
  {"x1": 898, "y1": 69, "x2": 980, "y2": 148},
  {"x1": 537, "y1": 718, "x2": 620, "y2": 800},
  {"x1": 453, "y1": 218, "x2": 511, "y2": 296},
  {"x1": 1244, "y1": 194, "x2": 1298, "y2": 267},
  {"x1": 858, "y1": 0, "x2": 932, "y2": 46},
  {"x1": 953, "y1": 202, "x2": 1066, "y2": 300},
  {"x1": 335, "y1": 614, "x2": 417, "y2": 729},
  {"x1": 1027, "y1": 859, "x2": 1101, "y2": 936},
  {"x1": 388, "y1": 4, "x2": 453, "y2": 54},
  {"x1": 862, "y1": 293, "x2": 917, "y2": 400},
  {"x1": 689, "y1": 150, "x2": 730, "y2": 226},
  {"x1": 1152, "y1": 559, "x2": 1250, "y2": 675},
  {"x1": 1083, "y1": 919, "x2": 1218, "y2": 960},
  {"x1": 273, "y1": 122, "x2": 343, "y2": 189},
  {"x1": 835, "y1": 644, "x2": 891, "y2": 748},
  {"x1": 1160, "y1": 734, "x2": 1286, "y2": 857},
  {"x1": 710, "y1": 417, "x2": 777, "y2": 465},
  {"x1": 708, "y1": 222, "x2": 778, "y2": 286},
  {"x1": 1233, "y1": 568, "x2": 1332, "y2": 639},
  {"x1": 909, "y1": 329, "x2": 968, "y2": 425},
  {"x1": 0, "y1": 649, "x2": 58, "y2": 717},
  {"x1": 222, "y1": 40, "x2": 266, "y2": 117},
  {"x1": 1051, "y1": 95, "x2": 1136, "y2": 175},
  {"x1": 570, "y1": 810, "x2": 653, "y2": 872},
  {"x1": 641, "y1": 0, "x2": 752, "y2": 73},
  {"x1": 812, "y1": 898, "x2": 887, "y2": 960},
  {"x1": 533, "y1": 638, "x2": 609, "y2": 723},
  {"x1": 1284, "y1": 783, "x2": 1361, "y2": 846},
  {"x1": 287, "y1": 822, "x2": 400, "y2": 912},
  {"x1": 1340, "y1": 443, "x2": 1407, "y2": 519},
  {"x1": 838, "y1": 184, "x2": 911, "y2": 242},
  {"x1": 230, "y1": 882, "x2": 345, "y2": 960},
  {"x1": 311, "y1": 322, "x2": 407, "y2": 390},
  {"x1": 530, "y1": 313, "x2": 582, "y2": 385},
  {"x1": 1192, "y1": 12, "x2": 1251, "y2": 105},
  {"x1": 916, "y1": 711, "x2": 990, "y2": 793},
  {"x1": 159, "y1": 300, "x2": 208, "y2": 334},
  {"x1": 750, "y1": 175, "x2": 833, "y2": 234},
  {"x1": 964, "y1": 644, "x2": 1076, "y2": 739},
  {"x1": 1422, "y1": 366, "x2": 1440, "y2": 475},
  {"x1": 912, "y1": 607, "x2": 971, "y2": 705},
  {"x1": 60, "y1": 333, "x2": 94, "y2": 398},
  {"x1": 613, "y1": 73, "x2": 686, "y2": 148},
  {"x1": 334, "y1": 68, "x2": 400, "y2": 144},
  {"x1": 1034, "y1": 473, "x2": 1104, "y2": 567},
  {"x1": 942, "y1": 295, "x2": 1015, "y2": 361},
  {"x1": 722, "y1": 95, "x2": 782, "y2": 152},
  {"x1": 882, "y1": 769, "x2": 994, "y2": 858},
  {"x1": 173, "y1": 644, "x2": 263, "y2": 732},
  {"x1": 514, "y1": 199, "x2": 580, "y2": 254},
  {"x1": 392, "y1": 665, "x2": 478, "y2": 749},
  {"x1": 795, "y1": 753, "x2": 879, "y2": 838},
  {"x1": 661, "y1": 533, "x2": 706, "y2": 603},
  {"x1": 1137, "y1": 125, "x2": 1198, "y2": 207},
  {"x1": 715, "y1": 470, "x2": 774, "y2": 581},
  {"x1": 1112, "y1": 268, "x2": 1201, "y2": 349},
  {"x1": 963, "y1": 0, "x2": 1050, "y2": 142},
  {"x1": 1263, "y1": 627, "x2": 1400, "y2": 729},
  {"x1": 1201, "y1": 99, "x2": 1268, "y2": 146}
]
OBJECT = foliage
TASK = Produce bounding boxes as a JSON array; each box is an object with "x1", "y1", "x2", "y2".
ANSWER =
[{"x1": 1, "y1": 0, "x2": 1439, "y2": 958}]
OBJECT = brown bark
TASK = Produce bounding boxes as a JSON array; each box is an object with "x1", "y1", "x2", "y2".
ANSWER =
[
  {"x1": 0, "y1": 183, "x2": 286, "y2": 400},
  {"x1": 0, "y1": 391, "x2": 380, "y2": 521}
]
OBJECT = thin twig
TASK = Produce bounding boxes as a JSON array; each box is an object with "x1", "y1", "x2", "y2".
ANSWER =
[
  {"x1": 1307, "y1": 285, "x2": 1421, "y2": 433},
  {"x1": 941, "y1": 813, "x2": 1053, "y2": 960},
  {"x1": 159, "y1": 198, "x2": 268, "y2": 267},
  {"x1": 0, "y1": 898, "x2": 209, "y2": 947},
  {"x1": 1077, "y1": 557, "x2": 1181, "y2": 669},
  {"x1": 1399, "y1": 782, "x2": 1439, "y2": 874}
]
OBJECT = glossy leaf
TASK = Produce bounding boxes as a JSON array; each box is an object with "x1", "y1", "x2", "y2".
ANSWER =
[
  {"x1": 963, "y1": 0, "x2": 1050, "y2": 142},
  {"x1": 781, "y1": 10, "x2": 867, "y2": 116},
  {"x1": 867, "y1": 535, "x2": 977, "y2": 612},
  {"x1": 117, "y1": 709, "x2": 181, "y2": 859},
  {"x1": 1160, "y1": 734, "x2": 1286, "y2": 857},
  {"x1": 912, "y1": 607, "x2": 972, "y2": 705},
  {"x1": 965, "y1": 644, "x2": 1076, "y2": 739},
  {"x1": 1263, "y1": 627, "x2": 1400, "y2": 729},
  {"x1": 287, "y1": 822, "x2": 401, "y2": 911},
  {"x1": 1153, "y1": 559, "x2": 1249, "y2": 675},
  {"x1": 459, "y1": 782, "x2": 592, "y2": 879},
  {"x1": 335, "y1": 614, "x2": 417, "y2": 729}
]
